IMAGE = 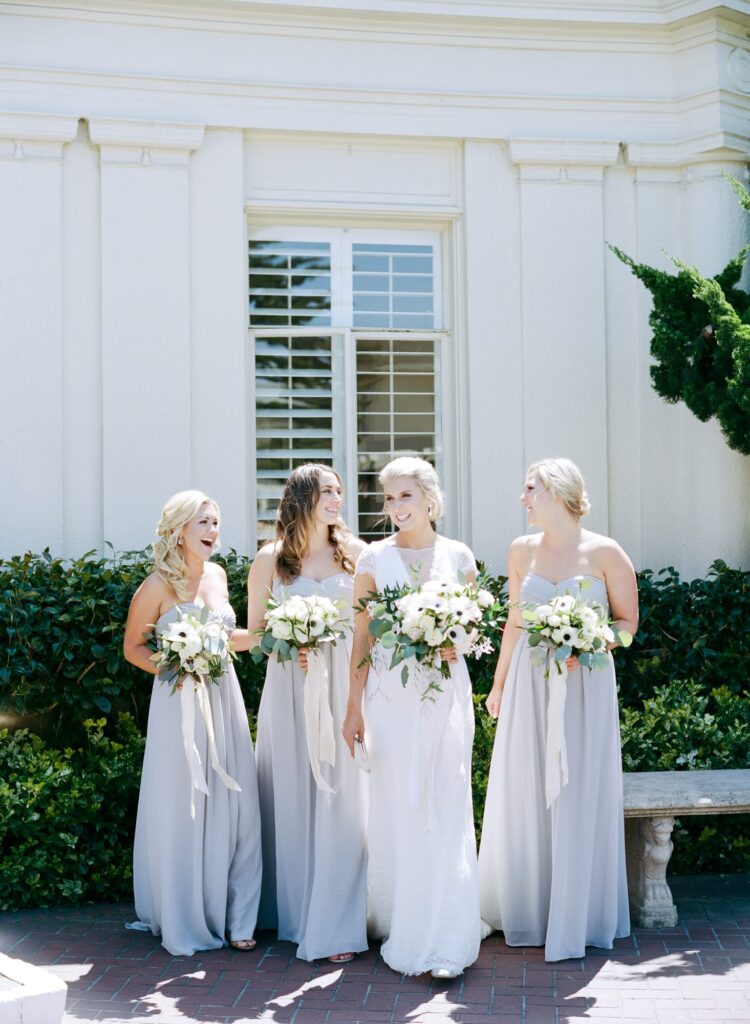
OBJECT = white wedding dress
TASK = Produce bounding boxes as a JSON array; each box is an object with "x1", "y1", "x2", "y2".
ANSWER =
[{"x1": 357, "y1": 536, "x2": 481, "y2": 976}]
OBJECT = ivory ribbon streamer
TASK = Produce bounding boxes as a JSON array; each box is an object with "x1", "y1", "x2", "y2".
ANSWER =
[
  {"x1": 180, "y1": 674, "x2": 241, "y2": 820},
  {"x1": 303, "y1": 648, "x2": 336, "y2": 794},
  {"x1": 545, "y1": 657, "x2": 569, "y2": 809},
  {"x1": 406, "y1": 663, "x2": 442, "y2": 832}
]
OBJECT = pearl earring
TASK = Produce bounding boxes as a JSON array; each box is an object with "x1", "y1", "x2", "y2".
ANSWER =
[{"x1": 178, "y1": 537, "x2": 183, "y2": 546}]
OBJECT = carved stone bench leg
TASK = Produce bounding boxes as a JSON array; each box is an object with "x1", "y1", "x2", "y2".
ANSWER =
[{"x1": 625, "y1": 816, "x2": 678, "y2": 928}]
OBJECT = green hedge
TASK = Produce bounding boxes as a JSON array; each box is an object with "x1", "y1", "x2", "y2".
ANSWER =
[
  {"x1": 0, "y1": 549, "x2": 748, "y2": 907},
  {"x1": 0, "y1": 715, "x2": 144, "y2": 911}
]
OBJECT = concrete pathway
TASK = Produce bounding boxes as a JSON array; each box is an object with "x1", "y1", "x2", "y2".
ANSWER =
[{"x1": 1, "y1": 875, "x2": 748, "y2": 1024}]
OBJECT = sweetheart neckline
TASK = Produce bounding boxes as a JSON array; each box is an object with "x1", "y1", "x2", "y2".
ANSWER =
[
  {"x1": 158, "y1": 597, "x2": 232, "y2": 619},
  {"x1": 523, "y1": 571, "x2": 606, "y2": 587},
  {"x1": 294, "y1": 572, "x2": 351, "y2": 585}
]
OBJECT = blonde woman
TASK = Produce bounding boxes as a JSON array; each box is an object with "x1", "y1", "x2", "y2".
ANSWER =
[
  {"x1": 249, "y1": 464, "x2": 368, "y2": 963},
  {"x1": 124, "y1": 491, "x2": 262, "y2": 957},
  {"x1": 478, "y1": 458, "x2": 638, "y2": 961},
  {"x1": 342, "y1": 457, "x2": 481, "y2": 979}
]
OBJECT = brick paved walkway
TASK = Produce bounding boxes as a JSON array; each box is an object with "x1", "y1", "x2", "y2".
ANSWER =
[{"x1": 1, "y1": 875, "x2": 748, "y2": 1024}]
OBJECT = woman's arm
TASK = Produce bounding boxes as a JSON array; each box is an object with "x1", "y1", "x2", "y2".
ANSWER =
[
  {"x1": 123, "y1": 574, "x2": 169, "y2": 675},
  {"x1": 342, "y1": 570, "x2": 375, "y2": 756},
  {"x1": 601, "y1": 540, "x2": 639, "y2": 645},
  {"x1": 485, "y1": 541, "x2": 526, "y2": 719},
  {"x1": 234, "y1": 546, "x2": 277, "y2": 653}
]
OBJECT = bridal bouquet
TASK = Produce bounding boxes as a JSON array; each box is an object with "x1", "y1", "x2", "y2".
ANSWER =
[
  {"x1": 252, "y1": 592, "x2": 350, "y2": 665},
  {"x1": 365, "y1": 577, "x2": 499, "y2": 698},
  {"x1": 148, "y1": 606, "x2": 235, "y2": 693},
  {"x1": 521, "y1": 581, "x2": 632, "y2": 677},
  {"x1": 147, "y1": 607, "x2": 240, "y2": 817}
]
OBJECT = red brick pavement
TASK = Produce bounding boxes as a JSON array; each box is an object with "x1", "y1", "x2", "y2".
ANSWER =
[{"x1": 1, "y1": 875, "x2": 748, "y2": 1024}]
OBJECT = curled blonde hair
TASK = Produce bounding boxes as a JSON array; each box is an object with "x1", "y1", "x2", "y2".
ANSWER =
[
  {"x1": 153, "y1": 490, "x2": 219, "y2": 600},
  {"x1": 379, "y1": 456, "x2": 444, "y2": 527},
  {"x1": 275, "y1": 464, "x2": 354, "y2": 584},
  {"x1": 527, "y1": 458, "x2": 591, "y2": 520}
]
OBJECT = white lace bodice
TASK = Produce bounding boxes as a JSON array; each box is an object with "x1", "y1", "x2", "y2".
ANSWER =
[{"x1": 355, "y1": 535, "x2": 476, "y2": 590}]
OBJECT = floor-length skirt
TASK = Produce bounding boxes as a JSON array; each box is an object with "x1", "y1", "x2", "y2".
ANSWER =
[
  {"x1": 478, "y1": 637, "x2": 629, "y2": 961},
  {"x1": 365, "y1": 657, "x2": 481, "y2": 975},
  {"x1": 133, "y1": 667, "x2": 262, "y2": 956},
  {"x1": 256, "y1": 638, "x2": 368, "y2": 960}
]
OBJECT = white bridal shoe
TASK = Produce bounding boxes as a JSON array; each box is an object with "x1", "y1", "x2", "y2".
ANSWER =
[{"x1": 431, "y1": 967, "x2": 461, "y2": 980}]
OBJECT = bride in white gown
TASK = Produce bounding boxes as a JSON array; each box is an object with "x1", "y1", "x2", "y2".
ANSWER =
[
  {"x1": 478, "y1": 458, "x2": 638, "y2": 962},
  {"x1": 343, "y1": 457, "x2": 481, "y2": 979}
]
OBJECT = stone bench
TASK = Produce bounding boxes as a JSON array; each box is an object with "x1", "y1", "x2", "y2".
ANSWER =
[
  {"x1": 623, "y1": 768, "x2": 750, "y2": 928},
  {"x1": 0, "y1": 953, "x2": 67, "y2": 1024}
]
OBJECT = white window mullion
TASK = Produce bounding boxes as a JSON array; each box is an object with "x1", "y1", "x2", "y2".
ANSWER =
[{"x1": 249, "y1": 226, "x2": 447, "y2": 546}]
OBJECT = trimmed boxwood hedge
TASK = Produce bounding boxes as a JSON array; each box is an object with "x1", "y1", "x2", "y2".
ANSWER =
[{"x1": 0, "y1": 549, "x2": 748, "y2": 909}]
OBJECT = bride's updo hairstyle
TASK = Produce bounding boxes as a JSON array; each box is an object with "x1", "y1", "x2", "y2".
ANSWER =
[
  {"x1": 379, "y1": 456, "x2": 444, "y2": 529},
  {"x1": 275, "y1": 463, "x2": 354, "y2": 584},
  {"x1": 527, "y1": 457, "x2": 591, "y2": 520},
  {"x1": 153, "y1": 490, "x2": 219, "y2": 601}
]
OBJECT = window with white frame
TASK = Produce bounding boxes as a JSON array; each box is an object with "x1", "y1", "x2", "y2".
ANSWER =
[{"x1": 249, "y1": 228, "x2": 444, "y2": 545}]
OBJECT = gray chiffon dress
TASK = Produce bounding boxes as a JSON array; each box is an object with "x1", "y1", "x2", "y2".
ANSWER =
[
  {"x1": 132, "y1": 599, "x2": 262, "y2": 956},
  {"x1": 255, "y1": 572, "x2": 368, "y2": 961},
  {"x1": 478, "y1": 573, "x2": 630, "y2": 961}
]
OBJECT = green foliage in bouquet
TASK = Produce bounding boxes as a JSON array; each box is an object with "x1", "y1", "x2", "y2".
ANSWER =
[
  {"x1": 0, "y1": 715, "x2": 144, "y2": 910},
  {"x1": 610, "y1": 176, "x2": 750, "y2": 455}
]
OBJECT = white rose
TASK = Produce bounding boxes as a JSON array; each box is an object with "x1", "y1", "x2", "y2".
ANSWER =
[
  {"x1": 193, "y1": 655, "x2": 210, "y2": 676},
  {"x1": 271, "y1": 619, "x2": 293, "y2": 641},
  {"x1": 547, "y1": 613, "x2": 562, "y2": 627},
  {"x1": 477, "y1": 589, "x2": 494, "y2": 609}
]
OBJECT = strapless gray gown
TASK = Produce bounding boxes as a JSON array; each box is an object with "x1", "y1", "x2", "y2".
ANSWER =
[
  {"x1": 255, "y1": 572, "x2": 368, "y2": 961},
  {"x1": 478, "y1": 573, "x2": 630, "y2": 961},
  {"x1": 132, "y1": 599, "x2": 262, "y2": 956}
]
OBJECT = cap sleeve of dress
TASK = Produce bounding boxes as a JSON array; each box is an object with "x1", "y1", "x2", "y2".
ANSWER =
[
  {"x1": 454, "y1": 540, "x2": 477, "y2": 577},
  {"x1": 354, "y1": 544, "x2": 377, "y2": 578}
]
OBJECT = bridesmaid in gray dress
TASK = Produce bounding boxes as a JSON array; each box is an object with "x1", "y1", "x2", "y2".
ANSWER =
[
  {"x1": 124, "y1": 490, "x2": 262, "y2": 956},
  {"x1": 249, "y1": 464, "x2": 368, "y2": 963},
  {"x1": 478, "y1": 459, "x2": 639, "y2": 962}
]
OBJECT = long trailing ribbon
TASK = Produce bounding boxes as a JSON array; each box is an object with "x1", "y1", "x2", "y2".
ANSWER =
[
  {"x1": 303, "y1": 648, "x2": 336, "y2": 794},
  {"x1": 180, "y1": 674, "x2": 241, "y2": 820},
  {"x1": 406, "y1": 662, "x2": 442, "y2": 832},
  {"x1": 545, "y1": 656, "x2": 569, "y2": 808}
]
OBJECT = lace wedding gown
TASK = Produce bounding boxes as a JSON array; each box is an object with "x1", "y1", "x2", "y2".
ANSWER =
[
  {"x1": 478, "y1": 573, "x2": 630, "y2": 961},
  {"x1": 357, "y1": 536, "x2": 481, "y2": 976},
  {"x1": 255, "y1": 571, "x2": 368, "y2": 961},
  {"x1": 133, "y1": 599, "x2": 262, "y2": 956}
]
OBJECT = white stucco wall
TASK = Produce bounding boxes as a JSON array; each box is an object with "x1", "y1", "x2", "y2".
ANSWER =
[{"x1": 1, "y1": 0, "x2": 749, "y2": 578}]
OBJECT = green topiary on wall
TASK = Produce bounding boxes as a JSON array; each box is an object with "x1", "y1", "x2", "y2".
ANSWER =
[{"x1": 610, "y1": 176, "x2": 750, "y2": 455}]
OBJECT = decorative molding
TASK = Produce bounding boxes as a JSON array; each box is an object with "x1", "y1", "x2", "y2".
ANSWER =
[
  {"x1": 88, "y1": 117, "x2": 204, "y2": 166},
  {"x1": 3, "y1": 0, "x2": 750, "y2": 31},
  {"x1": 727, "y1": 47, "x2": 750, "y2": 95},
  {"x1": 0, "y1": 111, "x2": 78, "y2": 159},
  {"x1": 626, "y1": 131, "x2": 750, "y2": 166},
  {"x1": 0, "y1": 110, "x2": 79, "y2": 142},
  {"x1": 510, "y1": 139, "x2": 620, "y2": 165},
  {"x1": 509, "y1": 139, "x2": 619, "y2": 181}
]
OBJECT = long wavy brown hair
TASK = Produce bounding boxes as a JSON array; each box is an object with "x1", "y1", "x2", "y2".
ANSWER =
[{"x1": 275, "y1": 464, "x2": 355, "y2": 584}]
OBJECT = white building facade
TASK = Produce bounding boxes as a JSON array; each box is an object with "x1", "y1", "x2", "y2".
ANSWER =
[{"x1": 2, "y1": 0, "x2": 749, "y2": 577}]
